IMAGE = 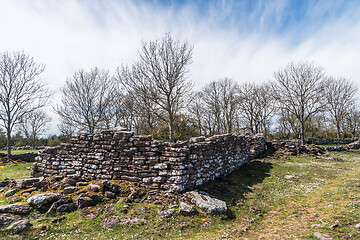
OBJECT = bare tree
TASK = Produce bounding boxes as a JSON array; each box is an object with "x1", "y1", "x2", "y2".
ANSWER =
[
  {"x1": 237, "y1": 83, "x2": 276, "y2": 137},
  {"x1": 19, "y1": 110, "x2": 51, "y2": 148},
  {"x1": 58, "y1": 119, "x2": 76, "y2": 141},
  {"x1": 324, "y1": 77, "x2": 357, "y2": 138},
  {"x1": 0, "y1": 51, "x2": 51, "y2": 156},
  {"x1": 117, "y1": 34, "x2": 193, "y2": 142},
  {"x1": 56, "y1": 68, "x2": 116, "y2": 134},
  {"x1": 272, "y1": 62, "x2": 327, "y2": 144}
]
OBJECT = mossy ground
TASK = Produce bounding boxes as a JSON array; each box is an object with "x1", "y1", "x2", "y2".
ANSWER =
[{"x1": 1, "y1": 151, "x2": 360, "y2": 239}]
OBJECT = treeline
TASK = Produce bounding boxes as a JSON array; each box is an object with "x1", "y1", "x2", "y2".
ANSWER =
[{"x1": 0, "y1": 34, "x2": 359, "y2": 155}]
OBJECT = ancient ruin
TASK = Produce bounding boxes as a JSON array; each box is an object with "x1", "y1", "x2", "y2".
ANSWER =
[{"x1": 32, "y1": 130, "x2": 265, "y2": 192}]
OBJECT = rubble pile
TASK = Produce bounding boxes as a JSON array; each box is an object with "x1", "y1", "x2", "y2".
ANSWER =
[{"x1": 270, "y1": 140, "x2": 324, "y2": 156}]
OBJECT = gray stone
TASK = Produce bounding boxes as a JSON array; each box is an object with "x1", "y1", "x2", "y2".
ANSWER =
[
  {"x1": 79, "y1": 206, "x2": 103, "y2": 219},
  {"x1": 185, "y1": 191, "x2": 227, "y2": 214},
  {"x1": 105, "y1": 204, "x2": 116, "y2": 212},
  {"x1": 57, "y1": 203, "x2": 78, "y2": 212},
  {"x1": 284, "y1": 175, "x2": 295, "y2": 180},
  {"x1": 0, "y1": 215, "x2": 20, "y2": 228},
  {"x1": 100, "y1": 215, "x2": 119, "y2": 230},
  {"x1": 27, "y1": 193, "x2": 62, "y2": 208},
  {"x1": 77, "y1": 197, "x2": 96, "y2": 209},
  {"x1": 102, "y1": 180, "x2": 120, "y2": 193},
  {"x1": 89, "y1": 184, "x2": 102, "y2": 192},
  {"x1": 355, "y1": 223, "x2": 360, "y2": 231},
  {"x1": 47, "y1": 196, "x2": 73, "y2": 214},
  {"x1": 118, "y1": 216, "x2": 146, "y2": 225},
  {"x1": 63, "y1": 186, "x2": 79, "y2": 194},
  {"x1": 6, "y1": 219, "x2": 32, "y2": 233},
  {"x1": 4, "y1": 189, "x2": 17, "y2": 197},
  {"x1": 105, "y1": 191, "x2": 115, "y2": 199},
  {"x1": 0, "y1": 203, "x2": 32, "y2": 215},
  {"x1": 179, "y1": 201, "x2": 197, "y2": 215},
  {"x1": 313, "y1": 232, "x2": 333, "y2": 240},
  {"x1": 158, "y1": 208, "x2": 175, "y2": 218},
  {"x1": 14, "y1": 178, "x2": 41, "y2": 188}
]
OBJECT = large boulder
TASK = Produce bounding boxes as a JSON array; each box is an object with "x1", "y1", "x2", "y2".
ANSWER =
[
  {"x1": 27, "y1": 193, "x2": 62, "y2": 209},
  {"x1": 0, "y1": 203, "x2": 32, "y2": 215},
  {"x1": 179, "y1": 201, "x2": 197, "y2": 216},
  {"x1": 6, "y1": 219, "x2": 32, "y2": 233},
  {"x1": 185, "y1": 191, "x2": 227, "y2": 214}
]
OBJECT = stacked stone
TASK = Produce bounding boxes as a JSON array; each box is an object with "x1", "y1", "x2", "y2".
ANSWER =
[
  {"x1": 246, "y1": 134, "x2": 266, "y2": 159},
  {"x1": 305, "y1": 138, "x2": 358, "y2": 145},
  {"x1": 32, "y1": 129, "x2": 250, "y2": 192}
]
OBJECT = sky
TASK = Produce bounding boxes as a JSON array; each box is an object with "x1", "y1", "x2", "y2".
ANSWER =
[{"x1": 1, "y1": 0, "x2": 360, "y2": 134}]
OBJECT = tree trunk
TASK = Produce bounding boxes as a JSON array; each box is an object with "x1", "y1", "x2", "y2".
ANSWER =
[
  {"x1": 300, "y1": 121, "x2": 305, "y2": 145},
  {"x1": 169, "y1": 112, "x2": 174, "y2": 142},
  {"x1": 6, "y1": 129, "x2": 11, "y2": 156}
]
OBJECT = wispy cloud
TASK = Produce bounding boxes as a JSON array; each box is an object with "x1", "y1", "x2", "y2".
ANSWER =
[{"x1": 1, "y1": 0, "x2": 360, "y2": 133}]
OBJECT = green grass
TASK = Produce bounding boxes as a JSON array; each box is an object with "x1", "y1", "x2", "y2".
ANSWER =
[
  {"x1": 2, "y1": 151, "x2": 360, "y2": 239},
  {"x1": 0, "y1": 162, "x2": 33, "y2": 181},
  {"x1": 0, "y1": 149, "x2": 38, "y2": 154}
]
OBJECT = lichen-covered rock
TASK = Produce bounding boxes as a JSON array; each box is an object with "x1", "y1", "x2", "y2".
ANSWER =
[
  {"x1": 4, "y1": 189, "x2": 17, "y2": 197},
  {"x1": 185, "y1": 191, "x2": 227, "y2": 214},
  {"x1": 27, "y1": 193, "x2": 62, "y2": 208},
  {"x1": 102, "y1": 180, "x2": 120, "y2": 193},
  {"x1": 179, "y1": 201, "x2": 197, "y2": 215},
  {"x1": 89, "y1": 183, "x2": 102, "y2": 192},
  {"x1": 57, "y1": 203, "x2": 77, "y2": 212},
  {"x1": 158, "y1": 209, "x2": 175, "y2": 218},
  {"x1": 77, "y1": 197, "x2": 96, "y2": 209},
  {"x1": 118, "y1": 216, "x2": 146, "y2": 225},
  {"x1": 6, "y1": 219, "x2": 32, "y2": 233},
  {"x1": 47, "y1": 196, "x2": 73, "y2": 214},
  {"x1": 62, "y1": 186, "x2": 79, "y2": 194},
  {"x1": 14, "y1": 178, "x2": 41, "y2": 188},
  {"x1": 79, "y1": 206, "x2": 103, "y2": 219},
  {"x1": 0, "y1": 203, "x2": 32, "y2": 215},
  {"x1": 0, "y1": 215, "x2": 20, "y2": 228},
  {"x1": 100, "y1": 215, "x2": 119, "y2": 230}
]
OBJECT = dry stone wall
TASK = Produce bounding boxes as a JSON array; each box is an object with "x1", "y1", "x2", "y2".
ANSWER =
[{"x1": 32, "y1": 130, "x2": 252, "y2": 192}]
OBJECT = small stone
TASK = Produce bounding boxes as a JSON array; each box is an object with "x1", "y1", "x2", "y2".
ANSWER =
[
  {"x1": 57, "y1": 203, "x2": 78, "y2": 212},
  {"x1": 118, "y1": 216, "x2": 146, "y2": 225},
  {"x1": 102, "y1": 180, "x2": 120, "y2": 193},
  {"x1": 119, "y1": 204, "x2": 130, "y2": 213},
  {"x1": 313, "y1": 232, "x2": 333, "y2": 240},
  {"x1": 355, "y1": 223, "x2": 360, "y2": 231},
  {"x1": 179, "y1": 201, "x2": 197, "y2": 216},
  {"x1": 311, "y1": 223, "x2": 325, "y2": 228},
  {"x1": 76, "y1": 182, "x2": 88, "y2": 187},
  {"x1": 4, "y1": 189, "x2": 17, "y2": 197},
  {"x1": 329, "y1": 223, "x2": 338, "y2": 229},
  {"x1": 63, "y1": 186, "x2": 79, "y2": 194},
  {"x1": 6, "y1": 219, "x2": 32, "y2": 233},
  {"x1": 284, "y1": 175, "x2": 295, "y2": 180},
  {"x1": 100, "y1": 215, "x2": 119, "y2": 230},
  {"x1": 105, "y1": 191, "x2": 115, "y2": 199},
  {"x1": 158, "y1": 209, "x2": 175, "y2": 218},
  {"x1": 79, "y1": 206, "x2": 103, "y2": 219},
  {"x1": 89, "y1": 184, "x2": 102, "y2": 192},
  {"x1": 77, "y1": 197, "x2": 96, "y2": 209},
  {"x1": 105, "y1": 204, "x2": 116, "y2": 212}
]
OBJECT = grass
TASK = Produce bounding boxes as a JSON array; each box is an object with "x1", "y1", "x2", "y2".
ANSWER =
[
  {"x1": 0, "y1": 149, "x2": 38, "y2": 154},
  {"x1": 1, "y1": 150, "x2": 360, "y2": 239},
  {"x1": 0, "y1": 161, "x2": 33, "y2": 181}
]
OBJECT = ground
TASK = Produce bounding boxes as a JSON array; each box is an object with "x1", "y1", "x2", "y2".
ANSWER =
[{"x1": 1, "y1": 150, "x2": 360, "y2": 239}]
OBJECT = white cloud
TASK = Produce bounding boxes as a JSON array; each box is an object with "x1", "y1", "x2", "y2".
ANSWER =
[{"x1": 0, "y1": 0, "x2": 360, "y2": 134}]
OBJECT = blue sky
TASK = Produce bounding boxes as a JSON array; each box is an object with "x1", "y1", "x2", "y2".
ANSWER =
[{"x1": 1, "y1": 0, "x2": 360, "y2": 134}]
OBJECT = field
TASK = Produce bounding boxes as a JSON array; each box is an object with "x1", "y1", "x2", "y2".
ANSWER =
[
  {"x1": 1, "y1": 150, "x2": 360, "y2": 239},
  {"x1": 0, "y1": 149, "x2": 38, "y2": 154}
]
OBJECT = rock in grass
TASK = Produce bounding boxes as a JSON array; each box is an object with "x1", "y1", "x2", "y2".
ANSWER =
[
  {"x1": 47, "y1": 196, "x2": 73, "y2": 214},
  {"x1": 179, "y1": 201, "x2": 197, "y2": 216},
  {"x1": 62, "y1": 186, "x2": 79, "y2": 194},
  {"x1": 57, "y1": 203, "x2": 78, "y2": 212},
  {"x1": 4, "y1": 189, "x2": 17, "y2": 197},
  {"x1": 102, "y1": 180, "x2": 120, "y2": 193},
  {"x1": 185, "y1": 191, "x2": 227, "y2": 214},
  {"x1": 158, "y1": 209, "x2": 175, "y2": 218},
  {"x1": 79, "y1": 206, "x2": 103, "y2": 219},
  {"x1": 100, "y1": 215, "x2": 119, "y2": 230},
  {"x1": 14, "y1": 178, "x2": 41, "y2": 188},
  {"x1": 27, "y1": 193, "x2": 62, "y2": 208},
  {"x1": 355, "y1": 223, "x2": 360, "y2": 231},
  {"x1": 0, "y1": 215, "x2": 20, "y2": 228},
  {"x1": 313, "y1": 232, "x2": 333, "y2": 240},
  {"x1": 6, "y1": 219, "x2": 32, "y2": 233},
  {"x1": 284, "y1": 175, "x2": 295, "y2": 180},
  {"x1": 0, "y1": 203, "x2": 32, "y2": 215},
  {"x1": 118, "y1": 216, "x2": 146, "y2": 225}
]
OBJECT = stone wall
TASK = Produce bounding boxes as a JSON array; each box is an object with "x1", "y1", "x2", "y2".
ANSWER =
[
  {"x1": 305, "y1": 138, "x2": 358, "y2": 145},
  {"x1": 32, "y1": 130, "x2": 251, "y2": 192}
]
